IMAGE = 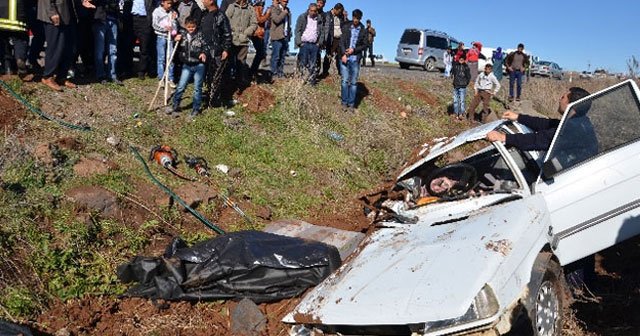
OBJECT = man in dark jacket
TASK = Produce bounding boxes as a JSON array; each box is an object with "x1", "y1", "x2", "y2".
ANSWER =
[
  {"x1": 505, "y1": 43, "x2": 530, "y2": 102},
  {"x1": 320, "y1": 2, "x2": 342, "y2": 78},
  {"x1": 451, "y1": 54, "x2": 470, "y2": 121},
  {"x1": 84, "y1": 0, "x2": 122, "y2": 84},
  {"x1": 200, "y1": 0, "x2": 232, "y2": 107},
  {"x1": 37, "y1": 0, "x2": 79, "y2": 91},
  {"x1": 486, "y1": 87, "x2": 594, "y2": 164},
  {"x1": 172, "y1": 17, "x2": 209, "y2": 117},
  {"x1": 122, "y1": 0, "x2": 154, "y2": 79},
  {"x1": 0, "y1": 0, "x2": 29, "y2": 76},
  {"x1": 338, "y1": 8, "x2": 366, "y2": 112},
  {"x1": 269, "y1": 0, "x2": 290, "y2": 78}
]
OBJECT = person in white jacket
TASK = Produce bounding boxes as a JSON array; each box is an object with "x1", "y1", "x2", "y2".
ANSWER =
[
  {"x1": 443, "y1": 48, "x2": 453, "y2": 78},
  {"x1": 467, "y1": 63, "x2": 500, "y2": 122}
]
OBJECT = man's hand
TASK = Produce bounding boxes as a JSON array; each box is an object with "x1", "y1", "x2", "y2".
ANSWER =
[
  {"x1": 51, "y1": 14, "x2": 60, "y2": 26},
  {"x1": 82, "y1": 0, "x2": 96, "y2": 9},
  {"x1": 345, "y1": 48, "x2": 354, "y2": 55},
  {"x1": 174, "y1": 34, "x2": 182, "y2": 41},
  {"x1": 199, "y1": 53, "x2": 206, "y2": 62},
  {"x1": 221, "y1": 51, "x2": 228, "y2": 60},
  {"x1": 486, "y1": 131, "x2": 506, "y2": 143},
  {"x1": 341, "y1": 54, "x2": 347, "y2": 64},
  {"x1": 501, "y1": 110, "x2": 519, "y2": 121}
]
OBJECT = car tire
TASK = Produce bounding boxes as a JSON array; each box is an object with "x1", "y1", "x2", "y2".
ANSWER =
[
  {"x1": 399, "y1": 62, "x2": 410, "y2": 70},
  {"x1": 528, "y1": 258, "x2": 566, "y2": 336},
  {"x1": 423, "y1": 58, "x2": 436, "y2": 72}
]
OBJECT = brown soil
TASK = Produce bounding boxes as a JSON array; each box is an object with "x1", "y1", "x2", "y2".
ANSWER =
[
  {"x1": 366, "y1": 84, "x2": 406, "y2": 117},
  {"x1": 0, "y1": 86, "x2": 27, "y2": 133},
  {"x1": 395, "y1": 80, "x2": 440, "y2": 106},
  {"x1": 237, "y1": 84, "x2": 276, "y2": 114}
]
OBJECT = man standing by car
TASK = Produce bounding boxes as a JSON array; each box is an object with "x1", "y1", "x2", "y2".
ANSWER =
[
  {"x1": 339, "y1": 8, "x2": 367, "y2": 112},
  {"x1": 486, "y1": 87, "x2": 595, "y2": 162},
  {"x1": 361, "y1": 19, "x2": 375, "y2": 67},
  {"x1": 467, "y1": 63, "x2": 500, "y2": 123},
  {"x1": 505, "y1": 43, "x2": 530, "y2": 102}
]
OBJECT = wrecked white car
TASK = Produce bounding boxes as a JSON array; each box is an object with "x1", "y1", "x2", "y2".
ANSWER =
[{"x1": 284, "y1": 79, "x2": 640, "y2": 336}]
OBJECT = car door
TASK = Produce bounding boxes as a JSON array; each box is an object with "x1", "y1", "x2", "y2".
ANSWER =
[{"x1": 535, "y1": 80, "x2": 640, "y2": 265}]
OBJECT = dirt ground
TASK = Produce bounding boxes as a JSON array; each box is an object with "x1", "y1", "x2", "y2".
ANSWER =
[{"x1": 2, "y1": 72, "x2": 640, "y2": 335}]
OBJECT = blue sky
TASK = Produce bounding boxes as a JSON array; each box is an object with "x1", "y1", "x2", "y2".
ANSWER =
[{"x1": 288, "y1": 0, "x2": 639, "y2": 73}]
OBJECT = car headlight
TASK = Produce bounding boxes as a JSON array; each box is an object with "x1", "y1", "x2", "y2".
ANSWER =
[{"x1": 421, "y1": 284, "x2": 500, "y2": 333}]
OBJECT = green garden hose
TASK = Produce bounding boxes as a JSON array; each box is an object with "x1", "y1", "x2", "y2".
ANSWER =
[
  {"x1": 0, "y1": 78, "x2": 225, "y2": 235},
  {"x1": 0, "y1": 79, "x2": 91, "y2": 131}
]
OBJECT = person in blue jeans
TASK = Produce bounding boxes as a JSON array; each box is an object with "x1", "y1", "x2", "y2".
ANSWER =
[
  {"x1": 338, "y1": 8, "x2": 367, "y2": 112},
  {"x1": 451, "y1": 54, "x2": 470, "y2": 121},
  {"x1": 269, "y1": 0, "x2": 290, "y2": 78},
  {"x1": 85, "y1": 0, "x2": 123, "y2": 84},
  {"x1": 505, "y1": 43, "x2": 530, "y2": 102},
  {"x1": 294, "y1": 3, "x2": 323, "y2": 85},
  {"x1": 172, "y1": 17, "x2": 209, "y2": 117}
]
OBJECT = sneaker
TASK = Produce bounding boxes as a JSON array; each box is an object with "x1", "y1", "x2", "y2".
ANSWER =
[
  {"x1": 516, "y1": 97, "x2": 521, "y2": 102},
  {"x1": 41, "y1": 77, "x2": 63, "y2": 92},
  {"x1": 169, "y1": 82, "x2": 176, "y2": 89},
  {"x1": 99, "y1": 78, "x2": 109, "y2": 85},
  {"x1": 137, "y1": 72, "x2": 145, "y2": 80},
  {"x1": 112, "y1": 78, "x2": 124, "y2": 86},
  {"x1": 508, "y1": 97, "x2": 514, "y2": 102}
]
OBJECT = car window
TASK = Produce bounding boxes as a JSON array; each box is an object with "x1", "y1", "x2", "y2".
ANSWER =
[
  {"x1": 400, "y1": 30, "x2": 421, "y2": 45},
  {"x1": 546, "y1": 82, "x2": 640, "y2": 173},
  {"x1": 449, "y1": 40, "x2": 460, "y2": 49},
  {"x1": 426, "y1": 35, "x2": 447, "y2": 49}
]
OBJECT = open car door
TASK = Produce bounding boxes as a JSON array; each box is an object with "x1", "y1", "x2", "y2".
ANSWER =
[{"x1": 536, "y1": 80, "x2": 640, "y2": 265}]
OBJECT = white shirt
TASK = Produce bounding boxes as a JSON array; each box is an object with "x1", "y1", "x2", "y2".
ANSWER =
[{"x1": 475, "y1": 71, "x2": 501, "y2": 94}]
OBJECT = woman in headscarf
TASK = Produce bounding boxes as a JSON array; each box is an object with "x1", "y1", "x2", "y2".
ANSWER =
[{"x1": 492, "y1": 47, "x2": 504, "y2": 81}]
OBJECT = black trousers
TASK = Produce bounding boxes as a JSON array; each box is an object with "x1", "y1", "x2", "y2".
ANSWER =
[
  {"x1": 132, "y1": 15, "x2": 152, "y2": 75},
  {"x1": 43, "y1": 22, "x2": 75, "y2": 79},
  {"x1": 0, "y1": 32, "x2": 28, "y2": 71}
]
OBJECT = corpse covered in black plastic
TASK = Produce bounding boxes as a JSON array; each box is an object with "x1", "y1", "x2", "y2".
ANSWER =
[{"x1": 117, "y1": 231, "x2": 342, "y2": 303}]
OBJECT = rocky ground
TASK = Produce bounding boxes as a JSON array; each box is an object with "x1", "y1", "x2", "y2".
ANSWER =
[{"x1": 0, "y1": 64, "x2": 638, "y2": 335}]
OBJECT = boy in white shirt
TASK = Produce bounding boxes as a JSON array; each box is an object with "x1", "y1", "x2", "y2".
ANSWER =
[{"x1": 467, "y1": 64, "x2": 501, "y2": 123}]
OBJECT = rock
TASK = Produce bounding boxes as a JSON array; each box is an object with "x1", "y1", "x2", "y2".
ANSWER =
[
  {"x1": 55, "y1": 328, "x2": 71, "y2": 336},
  {"x1": 231, "y1": 298, "x2": 266, "y2": 336},
  {"x1": 106, "y1": 136, "x2": 120, "y2": 147},
  {"x1": 256, "y1": 206, "x2": 272, "y2": 220},
  {"x1": 170, "y1": 182, "x2": 218, "y2": 211},
  {"x1": 66, "y1": 186, "x2": 121, "y2": 218},
  {"x1": 55, "y1": 137, "x2": 84, "y2": 151},
  {"x1": 33, "y1": 143, "x2": 53, "y2": 165},
  {"x1": 405, "y1": 104, "x2": 413, "y2": 112}
]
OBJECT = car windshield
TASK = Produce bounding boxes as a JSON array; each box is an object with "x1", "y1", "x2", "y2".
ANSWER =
[{"x1": 537, "y1": 61, "x2": 551, "y2": 66}]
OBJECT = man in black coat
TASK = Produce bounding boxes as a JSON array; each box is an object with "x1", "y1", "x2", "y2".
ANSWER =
[
  {"x1": 338, "y1": 8, "x2": 366, "y2": 112},
  {"x1": 200, "y1": 0, "x2": 232, "y2": 107}
]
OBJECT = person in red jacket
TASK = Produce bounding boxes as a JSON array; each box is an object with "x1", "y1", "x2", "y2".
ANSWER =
[{"x1": 466, "y1": 41, "x2": 481, "y2": 83}]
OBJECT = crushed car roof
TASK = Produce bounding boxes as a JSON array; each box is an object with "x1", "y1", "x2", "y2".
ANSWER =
[{"x1": 397, "y1": 120, "x2": 506, "y2": 180}]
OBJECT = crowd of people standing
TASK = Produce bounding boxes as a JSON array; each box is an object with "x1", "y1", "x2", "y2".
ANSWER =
[
  {"x1": 0, "y1": 0, "x2": 375, "y2": 116},
  {"x1": 448, "y1": 42, "x2": 530, "y2": 122}
]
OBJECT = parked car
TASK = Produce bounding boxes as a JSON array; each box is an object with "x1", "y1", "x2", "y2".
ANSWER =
[
  {"x1": 531, "y1": 61, "x2": 563, "y2": 79},
  {"x1": 395, "y1": 28, "x2": 461, "y2": 71},
  {"x1": 285, "y1": 80, "x2": 640, "y2": 336},
  {"x1": 579, "y1": 71, "x2": 593, "y2": 79}
]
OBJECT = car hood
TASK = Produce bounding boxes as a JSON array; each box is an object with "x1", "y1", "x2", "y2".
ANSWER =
[
  {"x1": 397, "y1": 120, "x2": 506, "y2": 181},
  {"x1": 284, "y1": 195, "x2": 546, "y2": 326}
]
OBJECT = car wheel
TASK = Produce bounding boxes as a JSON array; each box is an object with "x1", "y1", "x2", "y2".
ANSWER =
[
  {"x1": 529, "y1": 259, "x2": 565, "y2": 336},
  {"x1": 399, "y1": 62, "x2": 410, "y2": 70},
  {"x1": 423, "y1": 58, "x2": 436, "y2": 72}
]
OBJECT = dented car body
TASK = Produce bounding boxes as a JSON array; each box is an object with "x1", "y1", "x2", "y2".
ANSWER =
[{"x1": 284, "y1": 80, "x2": 640, "y2": 335}]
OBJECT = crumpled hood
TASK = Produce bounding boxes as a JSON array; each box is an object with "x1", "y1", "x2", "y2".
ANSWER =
[{"x1": 284, "y1": 196, "x2": 545, "y2": 326}]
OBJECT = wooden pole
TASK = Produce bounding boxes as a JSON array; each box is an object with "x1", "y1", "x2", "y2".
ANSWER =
[{"x1": 163, "y1": 31, "x2": 171, "y2": 106}]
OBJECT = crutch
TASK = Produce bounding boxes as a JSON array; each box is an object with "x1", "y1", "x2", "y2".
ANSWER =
[{"x1": 148, "y1": 32, "x2": 179, "y2": 111}]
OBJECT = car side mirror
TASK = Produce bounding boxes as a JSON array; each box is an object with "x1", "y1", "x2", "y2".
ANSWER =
[{"x1": 542, "y1": 158, "x2": 563, "y2": 180}]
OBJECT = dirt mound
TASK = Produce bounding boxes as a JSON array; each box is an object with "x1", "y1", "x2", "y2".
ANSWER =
[
  {"x1": 237, "y1": 85, "x2": 275, "y2": 114},
  {"x1": 395, "y1": 80, "x2": 440, "y2": 106},
  {"x1": 0, "y1": 86, "x2": 27, "y2": 132}
]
